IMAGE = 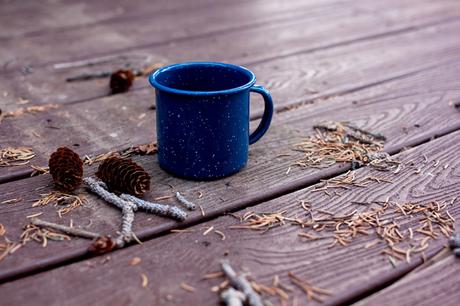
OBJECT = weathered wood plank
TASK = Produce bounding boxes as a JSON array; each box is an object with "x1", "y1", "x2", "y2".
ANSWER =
[
  {"x1": 0, "y1": 57, "x2": 459, "y2": 282},
  {"x1": 1, "y1": 124, "x2": 459, "y2": 306},
  {"x1": 354, "y1": 255, "x2": 460, "y2": 306},
  {"x1": 2, "y1": 21, "x2": 460, "y2": 180},
  {"x1": 0, "y1": 0, "x2": 253, "y2": 40},
  {"x1": 1, "y1": 0, "x2": 459, "y2": 106},
  {"x1": 0, "y1": 0, "x2": 338, "y2": 71}
]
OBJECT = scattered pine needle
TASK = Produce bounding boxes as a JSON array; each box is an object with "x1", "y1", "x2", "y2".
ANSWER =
[
  {"x1": 1, "y1": 198, "x2": 23, "y2": 205},
  {"x1": 294, "y1": 121, "x2": 389, "y2": 169},
  {"x1": 214, "y1": 230, "x2": 226, "y2": 240},
  {"x1": 180, "y1": 282, "x2": 196, "y2": 292},
  {"x1": 1, "y1": 104, "x2": 59, "y2": 120},
  {"x1": 141, "y1": 273, "x2": 149, "y2": 288},
  {"x1": 170, "y1": 229, "x2": 195, "y2": 233},
  {"x1": 199, "y1": 204, "x2": 205, "y2": 217},
  {"x1": 288, "y1": 272, "x2": 332, "y2": 303},
  {"x1": 202, "y1": 271, "x2": 224, "y2": 280},
  {"x1": 130, "y1": 257, "x2": 142, "y2": 266},
  {"x1": 231, "y1": 199, "x2": 455, "y2": 264},
  {"x1": 32, "y1": 192, "x2": 85, "y2": 217},
  {"x1": 20, "y1": 224, "x2": 71, "y2": 247},
  {"x1": 154, "y1": 195, "x2": 172, "y2": 201},
  {"x1": 0, "y1": 147, "x2": 35, "y2": 167},
  {"x1": 26, "y1": 212, "x2": 44, "y2": 219},
  {"x1": 203, "y1": 226, "x2": 214, "y2": 236}
]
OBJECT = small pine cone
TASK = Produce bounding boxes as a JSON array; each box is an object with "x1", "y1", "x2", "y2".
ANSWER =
[
  {"x1": 110, "y1": 69, "x2": 134, "y2": 94},
  {"x1": 88, "y1": 236, "x2": 117, "y2": 254},
  {"x1": 49, "y1": 147, "x2": 83, "y2": 191},
  {"x1": 95, "y1": 156, "x2": 150, "y2": 196}
]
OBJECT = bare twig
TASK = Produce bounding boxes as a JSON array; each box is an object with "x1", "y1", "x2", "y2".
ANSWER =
[
  {"x1": 120, "y1": 193, "x2": 186, "y2": 221},
  {"x1": 30, "y1": 218, "x2": 99, "y2": 239},
  {"x1": 220, "y1": 288, "x2": 246, "y2": 306},
  {"x1": 221, "y1": 260, "x2": 264, "y2": 306},
  {"x1": 115, "y1": 203, "x2": 135, "y2": 247},
  {"x1": 176, "y1": 192, "x2": 197, "y2": 210}
]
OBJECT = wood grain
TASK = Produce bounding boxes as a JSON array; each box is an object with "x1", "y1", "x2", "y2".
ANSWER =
[
  {"x1": 0, "y1": 56, "x2": 459, "y2": 282},
  {"x1": 1, "y1": 0, "x2": 459, "y2": 106},
  {"x1": 354, "y1": 255, "x2": 460, "y2": 306},
  {"x1": 0, "y1": 0, "x2": 254, "y2": 40},
  {"x1": 1, "y1": 125, "x2": 459, "y2": 306},
  {"x1": 0, "y1": 0, "x2": 338, "y2": 71}
]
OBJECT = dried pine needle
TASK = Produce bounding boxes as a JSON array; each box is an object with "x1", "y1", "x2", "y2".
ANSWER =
[
  {"x1": 203, "y1": 226, "x2": 214, "y2": 236},
  {"x1": 198, "y1": 204, "x2": 206, "y2": 217},
  {"x1": 154, "y1": 195, "x2": 173, "y2": 201},
  {"x1": 202, "y1": 271, "x2": 225, "y2": 280},
  {"x1": 130, "y1": 257, "x2": 142, "y2": 266},
  {"x1": 26, "y1": 212, "x2": 44, "y2": 219},
  {"x1": 141, "y1": 273, "x2": 149, "y2": 288},
  {"x1": 230, "y1": 199, "x2": 455, "y2": 263},
  {"x1": 0, "y1": 238, "x2": 21, "y2": 262},
  {"x1": 170, "y1": 229, "x2": 195, "y2": 233},
  {"x1": 229, "y1": 211, "x2": 287, "y2": 231},
  {"x1": 0, "y1": 147, "x2": 35, "y2": 167},
  {"x1": 83, "y1": 142, "x2": 158, "y2": 166},
  {"x1": 180, "y1": 282, "x2": 196, "y2": 292},
  {"x1": 1, "y1": 198, "x2": 22, "y2": 205},
  {"x1": 20, "y1": 224, "x2": 71, "y2": 247},
  {"x1": 293, "y1": 121, "x2": 392, "y2": 170},
  {"x1": 288, "y1": 272, "x2": 332, "y2": 302},
  {"x1": 0, "y1": 224, "x2": 5, "y2": 236},
  {"x1": 1, "y1": 104, "x2": 59, "y2": 119},
  {"x1": 214, "y1": 230, "x2": 226, "y2": 240},
  {"x1": 32, "y1": 192, "x2": 85, "y2": 217},
  {"x1": 30, "y1": 165, "x2": 49, "y2": 176}
]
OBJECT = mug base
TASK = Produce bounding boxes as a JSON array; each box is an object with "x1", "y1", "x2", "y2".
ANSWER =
[{"x1": 158, "y1": 163, "x2": 246, "y2": 181}]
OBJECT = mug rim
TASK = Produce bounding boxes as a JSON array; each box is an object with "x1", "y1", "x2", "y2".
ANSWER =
[{"x1": 149, "y1": 61, "x2": 256, "y2": 96}]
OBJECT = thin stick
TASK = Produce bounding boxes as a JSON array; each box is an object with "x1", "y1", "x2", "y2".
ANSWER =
[
  {"x1": 84, "y1": 177, "x2": 137, "y2": 211},
  {"x1": 30, "y1": 218, "x2": 99, "y2": 239},
  {"x1": 120, "y1": 193, "x2": 187, "y2": 221},
  {"x1": 115, "y1": 203, "x2": 135, "y2": 247},
  {"x1": 221, "y1": 260, "x2": 263, "y2": 306},
  {"x1": 176, "y1": 192, "x2": 197, "y2": 210},
  {"x1": 220, "y1": 287, "x2": 246, "y2": 306}
]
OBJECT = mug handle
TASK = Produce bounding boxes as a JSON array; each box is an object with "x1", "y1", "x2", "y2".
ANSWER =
[{"x1": 249, "y1": 85, "x2": 274, "y2": 145}]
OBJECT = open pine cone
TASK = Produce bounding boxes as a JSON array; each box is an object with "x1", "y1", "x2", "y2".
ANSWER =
[
  {"x1": 95, "y1": 156, "x2": 150, "y2": 196},
  {"x1": 49, "y1": 147, "x2": 83, "y2": 191},
  {"x1": 110, "y1": 69, "x2": 134, "y2": 94}
]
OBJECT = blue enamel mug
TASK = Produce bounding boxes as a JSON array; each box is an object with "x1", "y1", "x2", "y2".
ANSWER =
[{"x1": 149, "y1": 62, "x2": 274, "y2": 180}]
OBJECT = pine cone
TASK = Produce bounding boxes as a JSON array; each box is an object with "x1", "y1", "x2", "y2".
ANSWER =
[
  {"x1": 95, "y1": 156, "x2": 150, "y2": 196},
  {"x1": 88, "y1": 236, "x2": 117, "y2": 254},
  {"x1": 49, "y1": 147, "x2": 83, "y2": 191},
  {"x1": 110, "y1": 69, "x2": 134, "y2": 94}
]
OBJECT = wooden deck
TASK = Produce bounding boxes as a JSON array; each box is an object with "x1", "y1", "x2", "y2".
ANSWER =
[{"x1": 1, "y1": 0, "x2": 459, "y2": 305}]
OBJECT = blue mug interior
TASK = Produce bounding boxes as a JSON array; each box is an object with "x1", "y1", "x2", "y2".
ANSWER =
[{"x1": 151, "y1": 62, "x2": 256, "y2": 94}]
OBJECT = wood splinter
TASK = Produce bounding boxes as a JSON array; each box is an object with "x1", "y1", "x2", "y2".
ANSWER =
[{"x1": 221, "y1": 260, "x2": 264, "y2": 306}]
